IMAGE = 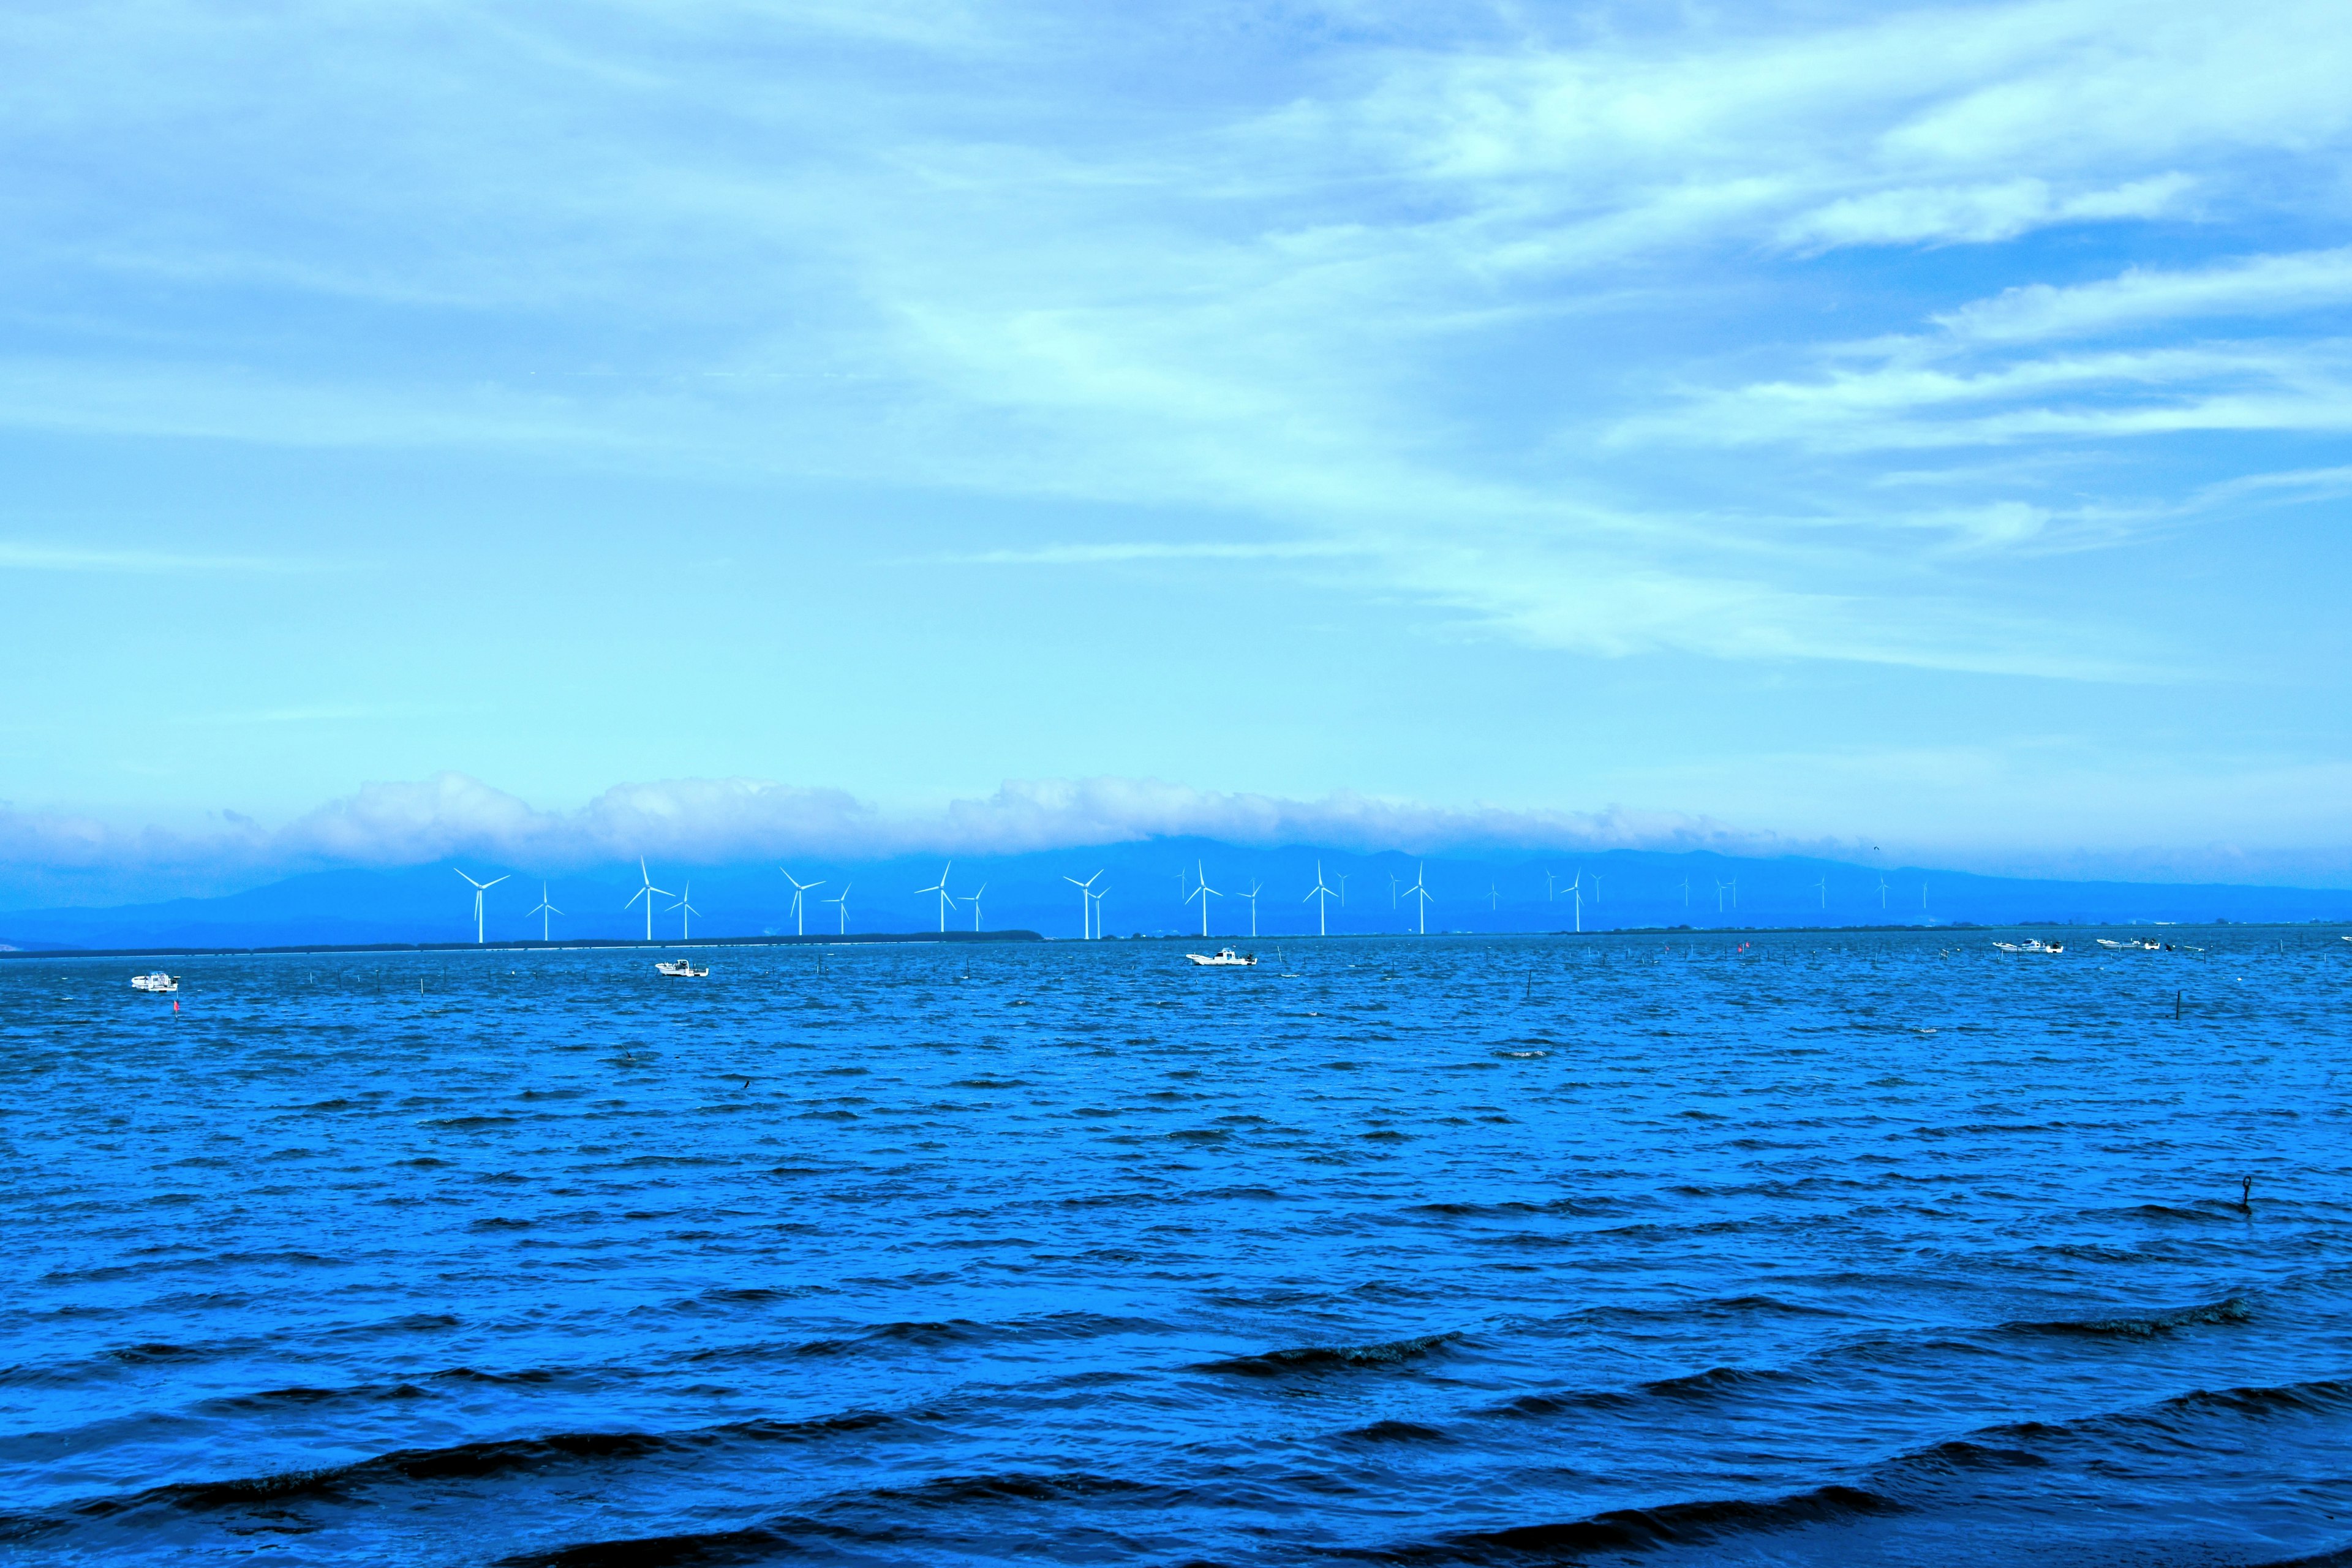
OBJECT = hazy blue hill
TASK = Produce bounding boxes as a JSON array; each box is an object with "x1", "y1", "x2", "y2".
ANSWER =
[{"x1": 4, "y1": 838, "x2": 2346, "y2": 951}]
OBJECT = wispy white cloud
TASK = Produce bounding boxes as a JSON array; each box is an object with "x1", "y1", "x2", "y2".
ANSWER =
[
  {"x1": 4, "y1": 0, "x2": 2352, "y2": 684},
  {"x1": 0, "y1": 540, "x2": 337, "y2": 573}
]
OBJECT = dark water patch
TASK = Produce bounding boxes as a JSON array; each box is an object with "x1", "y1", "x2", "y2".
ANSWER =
[{"x1": 1194, "y1": 1332, "x2": 1464, "y2": 1378}]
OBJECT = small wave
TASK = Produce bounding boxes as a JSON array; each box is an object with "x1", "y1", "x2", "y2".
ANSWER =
[
  {"x1": 1376, "y1": 1482, "x2": 1903, "y2": 1561},
  {"x1": 34, "y1": 1409, "x2": 905, "y2": 1526},
  {"x1": 1194, "y1": 1331, "x2": 1464, "y2": 1378},
  {"x1": 2004, "y1": 1294, "x2": 2250, "y2": 1339},
  {"x1": 496, "y1": 1525, "x2": 793, "y2": 1567},
  {"x1": 1336, "y1": 1419, "x2": 1453, "y2": 1444}
]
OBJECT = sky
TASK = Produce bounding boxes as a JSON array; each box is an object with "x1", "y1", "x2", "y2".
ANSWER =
[{"x1": 6, "y1": 0, "x2": 2352, "y2": 902}]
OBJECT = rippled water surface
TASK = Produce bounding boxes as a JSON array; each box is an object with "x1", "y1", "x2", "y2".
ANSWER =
[{"x1": 4, "y1": 931, "x2": 2348, "y2": 1566}]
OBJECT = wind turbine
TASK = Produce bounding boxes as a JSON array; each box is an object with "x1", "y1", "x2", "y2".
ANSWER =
[
  {"x1": 1591, "y1": 873, "x2": 1605, "y2": 906},
  {"x1": 1336, "y1": 873, "x2": 1349, "y2": 907},
  {"x1": 916, "y1": 862, "x2": 956, "y2": 933},
  {"x1": 1678, "y1": 876, "x2": 1691, "y2": 909},
  {"x1": 1812, "y1": 875, "x2": 1827, "y2": 911},
  {"x1": 824, "y1": 883, "x2": 850, "y2": 935},
  {"x1": 626, "y1": 858, "x2": 671, "y2": 942},
  {"x1": 1389, "y1": 873, "x2": 1401, "y2": 911},
  {"x1": 1242, "y1": 878, "x2": 1263, "y2": 938},
  {"x1": 1564, "y1": 870, "x2": 1583, "y2": 933},
  {"x1": 1088, "y1": 884, "x2": 1107, "y2": 938},
  {"x1": 1063, "y1": 870, "x2": 1101, "y2": 940},
  {"x1": 1403, "y1": 862, "x2": 1433, "y2": 934},
  {"x1": 1715, "y1": 878, "x2": 1730, "y2": 914},
  {"x1": 669, "y1": 882, "x2": 700, "y2": 940},
  {"x1": 968, "y1": 884, "x2": 987, "y2": 932},
  {"x1": 1878, "y1": 876, "x2": 1890, "y2": 911},
  {"x1": 1304, "y1": 861, "x2": 1336, "y2": 936},
  {"x1": 1186, "y1": 861, "x2": 1220, "y2": 938},
  {"x1": 454, "y1": 868, "x2": 508, "y2": 943},
  {"x1": 1490, "y1": 883, "x2": 1498, "y2": 913},
  {"x1": 780, "y1": 869, "x2": 823, "y2": 937},
  {"x1": 1545, "y1": 870, "x2": 1559, "y2": 902},
  {"x1": 527, "y1": 883, "x2": 560, "y2": 942}
]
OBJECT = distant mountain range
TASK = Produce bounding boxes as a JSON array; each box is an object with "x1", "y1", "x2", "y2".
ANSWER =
[{"x1": 3, "y1": 839, "x2": 2346, "y2": 952}]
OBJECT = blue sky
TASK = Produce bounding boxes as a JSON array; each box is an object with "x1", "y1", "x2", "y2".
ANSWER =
[{"x1": 6, "y1": 0, "x2": 2351, "y2": 897}]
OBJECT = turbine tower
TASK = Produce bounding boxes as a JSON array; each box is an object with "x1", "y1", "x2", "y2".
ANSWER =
[
  {"x1": 968, "y1": 883, "x2": 987, "y2": 932},
  {"x1": 1186, "y1": 861, "x2": 1220, "y2": 938},
  {"x1": 454, "y1": 869, "x2": 508, "y2": 944},
  {"x1": 1565, "y1": 870, "x2": 1583, "y2": 934},
  {"x1": 526, "y1": 882, "x2": 560, "y2": 942},
  {"x1": 1678, "y1": 876, "x2": 1690, "y2": 909},
  {"x1": 780, "y1": 869, "x2": 823, "y2": 937},
  {"x1": 1063, "y1": 870, "x2": 1101, "y2": 940},
  {"x1": 824, "y1": 884, "x2": 850, "y2": 935},
  {"x1": 1304, "y1": 862, "x2": 1336, "y2": 936},
  {"x1": 626, "y1": 858, "x2": 671, "y2": 942},
  {"x1": 916, "y1": 862, "x2": 956, "y2": 933},
  {"x1": 1591, "y1": 873, "x2": 1605, "y2": 907},
  {"x1": 1403, "y1": 863, "x2": 1433, "y2": 934},
  {"x1": 1088, "y1": 884, "x2": 1107, "y2": 939},
  {"x1": 1336, "y1": 873, "x2": 1349, "y2": 907},
  {"x1": 1242, "y1": 878, "x2": 1263, "y2": 938},
  {"x1": 1878, "y1": 876, "x2": 1889, "y2": 911},
  {"x1": 1812, "y1": 875, "x2": 1827, "y2": 910},
  {"x1": 669, "y1": 882, "x2": 700, "y2": 940}
]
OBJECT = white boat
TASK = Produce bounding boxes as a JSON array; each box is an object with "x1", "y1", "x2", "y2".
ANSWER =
[
  {"x1": 1991, "y1": 939, "x2": 2065, "y2": 954},
  {"x1": 2097, "y1": 938, "x2": 2166, "y2": 951},
  {"x1": 1185, "y1": 947, "x2": 1257, "y2": 967},
  {"x1": 129, "y1": 972, "x2": 178, "y2": 993},
  {"x1": 654, "y1": 960, "x2": 709, "y2": 978}
]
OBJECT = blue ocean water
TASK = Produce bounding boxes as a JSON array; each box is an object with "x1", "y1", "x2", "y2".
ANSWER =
[{"x1": 2, "y1": 931, "x2": 2346, "y2": 1567}]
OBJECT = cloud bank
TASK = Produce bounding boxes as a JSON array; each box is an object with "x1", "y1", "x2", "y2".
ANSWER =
[{"x1": 0, "y1": 773, "x2": 1763, "y2": 907}]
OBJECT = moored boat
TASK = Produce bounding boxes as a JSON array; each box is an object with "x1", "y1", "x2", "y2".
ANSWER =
[
  {"x1": 130, "y1": 972, "x2": 178, "y2": 992},
  {"x1": 1186, "y1": 947, "x2": 1257, "y2": 967},
  {"x1": 654, "y1": 960, "x2": 709, "y2": 978}
]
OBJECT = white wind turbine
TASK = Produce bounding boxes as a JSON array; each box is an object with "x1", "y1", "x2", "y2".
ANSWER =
[
  {"x1": 1591, "y1": 873, "x2": 1605, "y2": 907},
  {"x1": 1878, "y1": 876, "x2": 1890, "y2": 911},
  {"x1": 1402, "y1": 862, "x2": 1434, "y2": 934},
  {"x1": 1678, "y1": 876, "x2": 1691, "y2": 910},
  {"x1": 824, "y1": 883, "x2": 850, "y2": 935},
  {"x1": 780, "y1": 869, "x2": 823, "y2": 937},
  {"x1": 1063, "y1": 870, "x2": 1101, "y2": 940},
  {"x1": 1336, "y1": 873, "x2": 1349, "y2": 907},
  {"x1": 1242, "y1": 878, "x2": 1263, "y2": 938},
  {"x1": 968, "y1": 884, "x2": 987, "y2": 932},
  {"x1": 1564, "y1": 870, "x2": 1584, "y2": 933},
  {"x1": 527, "y1": 883, "x2": 560, "y2": 942},
  {"x1": 1389, "y1": 873, "x2": 1401, "y2": 910},
  {"x1": 1811, "y1": 875, "x2": 1828, "y2": 911},
  {"x1": 669, "y1": 882, "x2": 700, "y2": 940},
  {"x1": 1545, "y1": 869, "x2": 1559, "y2": 903},
  {"x1": 1304, "y1": 861, "x2": 1336, "y2": 936},
  {"x1": 1186, "y1": 861, "x2": 1220, "y2": 938},
  {"x1": 1088, "y1": 884, "x2": 1107, "y2": 938},
  {"x1": 454, "y1": 869, "x2": 508, "y2": 944},
  {"x1": 626, "y1": 858, "x2": 670, "y2": 942},
  {"x1": 916, "y1": 862, "x2": 956, "y2": 933}
]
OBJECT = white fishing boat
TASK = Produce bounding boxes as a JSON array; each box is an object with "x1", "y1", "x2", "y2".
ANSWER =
[
  {"x1": 1186, "y1": 947, "x2": 1257, "y2": 967},
  {"x1": 2097, "y1": 938, "x2": 2166, "y2": 951},
  {"x1": 654, "y1": 959, "x2": 709, "y2": 978},
  {"x1": 129, "y1": 972, "x2": 178, "y2": 993},
  {"x1": 1991, "y1": 939, "x2": 2065, "y2": 954}
]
